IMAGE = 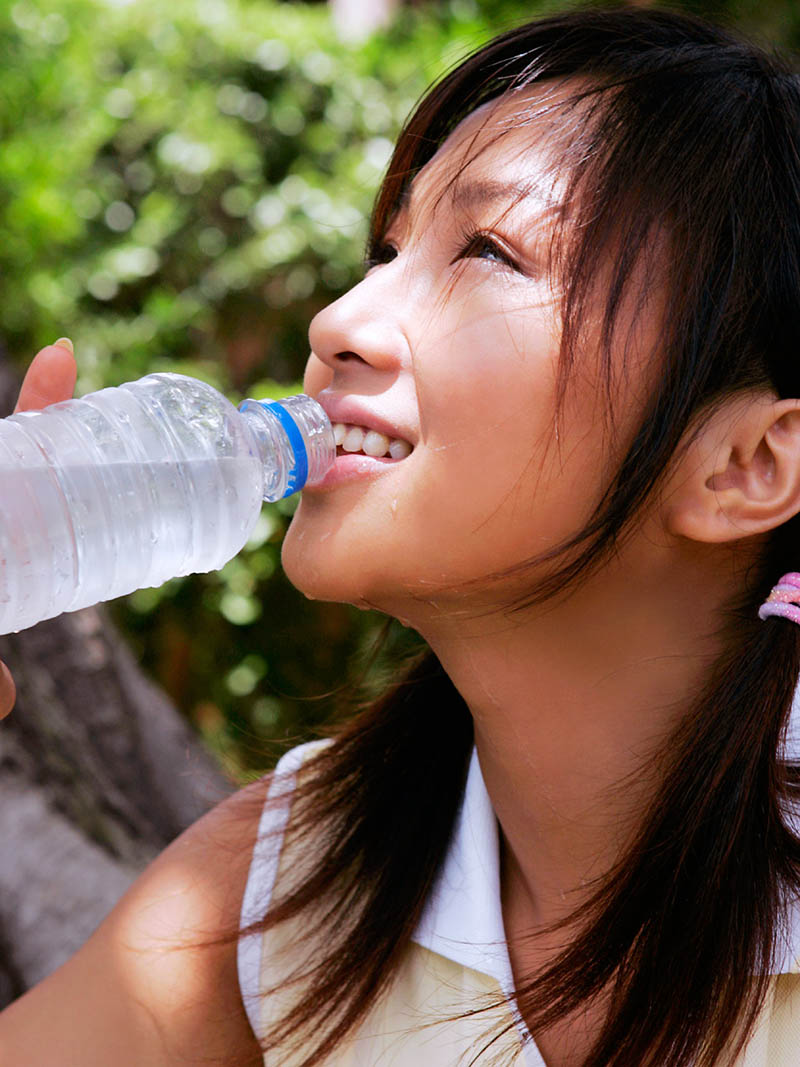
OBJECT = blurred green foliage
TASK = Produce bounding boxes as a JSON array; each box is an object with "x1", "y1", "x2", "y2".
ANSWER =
[
  {"x1": 1, "y1": 0, "x2": 798, "y2": 777},
  {"x1": 0, "y1": 0, "x2": 501, "y2": 777}
]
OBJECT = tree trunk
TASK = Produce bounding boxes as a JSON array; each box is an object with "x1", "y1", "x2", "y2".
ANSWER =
[{"x1": 0, "y1": 357, "x2": 233, "y2": 1006}]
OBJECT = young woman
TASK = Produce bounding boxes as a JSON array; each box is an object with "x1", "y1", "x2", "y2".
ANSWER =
[{"x1": 3, "y1": 7, "x2": 800, "y2": 1066}]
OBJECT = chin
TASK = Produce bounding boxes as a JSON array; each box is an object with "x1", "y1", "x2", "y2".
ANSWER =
[{"x1": 280, "y1": 519, "x2": 378, "y2": 610}]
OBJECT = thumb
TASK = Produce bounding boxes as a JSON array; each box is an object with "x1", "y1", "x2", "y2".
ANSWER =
[{"x1": 14, "y1": 339, "x2": 77, "y2": 414}]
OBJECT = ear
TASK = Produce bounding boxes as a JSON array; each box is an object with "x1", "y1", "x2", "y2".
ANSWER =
[{"x1": 664, "y1": 391, "x2": 800, "y2": 543}]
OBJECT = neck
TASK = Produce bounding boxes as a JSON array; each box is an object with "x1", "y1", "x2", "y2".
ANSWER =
[{"x1": 410, "y1": 535, "x2": 748, "y2": 934}]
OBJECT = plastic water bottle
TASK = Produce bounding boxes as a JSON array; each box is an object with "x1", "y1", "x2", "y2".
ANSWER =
[{"x1": 0, "y1": 372, "x2": 334, "y2": 635}]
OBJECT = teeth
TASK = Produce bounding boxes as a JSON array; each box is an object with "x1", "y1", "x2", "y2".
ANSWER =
[
  {"x1": 342, "y1": 425, "x2": 365, "y2": 452},
  {"x1": 362, "y1": 430, "x2": 390, "y2": 457},
  {"x1": 332, "y1": 421, "x2": 412, "y2": 460},
  {"x1": 388, "y1": 439, "x2": 412, "y2": 460}
]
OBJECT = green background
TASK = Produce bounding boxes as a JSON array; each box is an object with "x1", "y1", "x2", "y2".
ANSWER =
[{"x1": 1, "y1": 0, "x2": 795, "y2": 777}]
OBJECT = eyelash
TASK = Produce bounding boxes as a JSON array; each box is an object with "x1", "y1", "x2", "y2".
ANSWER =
[
  {"x1": 454, "y1": 230, "x2": 521, "y2": 272},
  {"x1": 364, "y1": 231, "x2": 522, "y2": 274}
]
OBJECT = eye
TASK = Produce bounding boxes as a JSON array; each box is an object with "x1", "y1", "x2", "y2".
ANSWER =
[
  {"x1": 363, "y1": 240, "x2": 398, "y2": 272},
  {"x1": 455, "y1": 231, "x2": 521, "y2": 272}
]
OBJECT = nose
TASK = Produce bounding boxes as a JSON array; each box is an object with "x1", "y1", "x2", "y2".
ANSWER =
[{"x1": 307, "y1": 266, "x2": 411, "y2": 382}]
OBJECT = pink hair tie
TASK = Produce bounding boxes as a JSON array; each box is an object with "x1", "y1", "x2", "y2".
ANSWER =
[{"x1": 758, "y1": 573, "x2": 800, "y2": 625}]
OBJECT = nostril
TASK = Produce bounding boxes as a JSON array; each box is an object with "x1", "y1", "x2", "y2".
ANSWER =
[{"x1": 334, "y1": 351, "x2": 367, "y2": 363}]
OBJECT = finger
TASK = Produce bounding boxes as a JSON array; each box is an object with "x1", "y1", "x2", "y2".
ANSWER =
[
  {"x1": 14, "y1": 339, "x2": 78, "y2": 414},
  {"x1": 0, "y1": 661, "x2": 16, "y2": 719}
]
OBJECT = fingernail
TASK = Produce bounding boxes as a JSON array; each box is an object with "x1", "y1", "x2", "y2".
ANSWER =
[{"x1": 54, "y1": 337, "x2": 74, "y2": 354}]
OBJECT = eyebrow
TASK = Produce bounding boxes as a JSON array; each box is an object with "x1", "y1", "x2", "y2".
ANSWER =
[
  {"x1": 451, "y1": 179, "x2": 550, "y2": 209},
  {"x1": 398, "y1": 177, "x2": 560, "y2": 223}
]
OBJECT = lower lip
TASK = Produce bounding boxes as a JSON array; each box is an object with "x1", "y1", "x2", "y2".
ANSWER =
[{"x1": 307, "y1": 451, "x2": 407, "y2": 491}]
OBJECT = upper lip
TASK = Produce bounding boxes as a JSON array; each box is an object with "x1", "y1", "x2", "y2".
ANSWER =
[{"x1": 316, "y1": 392, "x2": 416, "y2": 447}]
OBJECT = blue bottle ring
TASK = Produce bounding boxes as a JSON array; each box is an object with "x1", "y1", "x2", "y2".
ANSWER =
[{"x1": 260, "y1": 400, "x2": 309, "y2": 497}]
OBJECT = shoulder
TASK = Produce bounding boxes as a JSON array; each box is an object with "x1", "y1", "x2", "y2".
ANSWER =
[{"x1": 0, "y1": 775, "x2": 271, "y2": 1066}]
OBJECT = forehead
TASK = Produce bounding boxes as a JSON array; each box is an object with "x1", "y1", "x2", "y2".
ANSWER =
[{"x1": 397, "y1": 85, "x2": 577, "y2": 227}]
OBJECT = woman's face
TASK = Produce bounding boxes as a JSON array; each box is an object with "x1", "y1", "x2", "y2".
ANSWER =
[{"x1": 282, "y1": 88, "x2": 654, "y2": 619}]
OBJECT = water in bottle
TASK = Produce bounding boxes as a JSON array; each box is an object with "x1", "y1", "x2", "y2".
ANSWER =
[{"x1": 0, "y1": 373, "x2": 334, "y2": 634}]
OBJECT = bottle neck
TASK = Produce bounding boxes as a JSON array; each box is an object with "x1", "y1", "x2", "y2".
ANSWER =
[{"x1": 239, "y1": 395, "x2": 335, "y2": 501}]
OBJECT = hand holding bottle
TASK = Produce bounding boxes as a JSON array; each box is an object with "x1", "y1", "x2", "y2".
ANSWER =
[{"x1": 0, "y1": 338, "x2": 77, "y2": 718}]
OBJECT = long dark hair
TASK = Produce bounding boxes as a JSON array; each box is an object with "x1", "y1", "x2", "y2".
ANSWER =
[{"x1": 244, "y1": 9, "x2": 800, "y2": 1066}]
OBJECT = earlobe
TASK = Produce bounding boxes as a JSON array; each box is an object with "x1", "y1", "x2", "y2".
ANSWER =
[{"x1": 664, "y1": 395, "x2": 800, "y2": 544}]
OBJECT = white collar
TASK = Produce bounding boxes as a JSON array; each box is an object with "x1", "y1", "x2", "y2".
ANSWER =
[
  {"x1": 411, "y1": 749, "x2": 544, "y2": 1066},
  {"x1": 412, "y1": 748, "x2": 512, "y2": 986},
  {"x1": 411, "y1": 747, "x2": 800, "y2": 980}
]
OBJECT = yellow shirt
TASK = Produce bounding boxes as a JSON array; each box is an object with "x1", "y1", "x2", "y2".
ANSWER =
[{"x1": 238, "y1": 743, "x2": 800, "y2": 1065}]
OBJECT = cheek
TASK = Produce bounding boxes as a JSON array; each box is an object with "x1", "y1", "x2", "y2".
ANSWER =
[
  {"x1": 408, "y1": 324, "x2": 607, "y2": 569},
  {"x1": 415, "y1": 296, "x2": 560, "y2": 459}
]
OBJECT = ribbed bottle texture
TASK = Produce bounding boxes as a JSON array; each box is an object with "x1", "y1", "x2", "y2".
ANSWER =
[{"x1": 0, "y1": 373, "x2": 334, "y2": 635}]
